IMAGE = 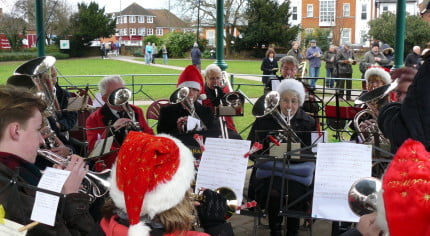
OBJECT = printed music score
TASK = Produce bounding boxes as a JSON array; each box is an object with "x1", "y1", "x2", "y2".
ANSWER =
[
  {"x1": 312, "y1": 143, "x2": 372, "y2": 222},
  {"x1": 195, "y1": 138, "x2": 251, "y2": 212}
]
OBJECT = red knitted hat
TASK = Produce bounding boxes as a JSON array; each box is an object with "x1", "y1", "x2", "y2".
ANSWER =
[
  {"x1": 109, "y1": 131, "x2": 195, "y2": 236},
  {"x1": 379, "y1": 139, "x2": 430, "y2": 236},
  {"x1": 177, "y1": 65, "x2": 206, "y2": 100}
]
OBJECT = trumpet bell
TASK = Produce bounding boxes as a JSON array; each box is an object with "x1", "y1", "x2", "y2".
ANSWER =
[
  {"x1": 108, "y1": 87, "x2": 132, "y2": 106},
  {"x1": 170, "y1": 87, "x2": 189, "y2": 104},
  {"x1": 14, "y1": 56, "x2": 56, "y2": 76},
  {"x1": 348, "y1": 177, "x2": 382, "y2": 216},
  {"x1": 252, "y1": 91, "x2": 280, "y2": 117},
  {"x1": 355, "y1": 79, "x2": 398, "y2": 105},
  {"x1": 214, "y1": 187, "x2": 238, "y2": 219}
]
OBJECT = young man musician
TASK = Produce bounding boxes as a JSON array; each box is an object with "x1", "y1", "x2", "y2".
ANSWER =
[
  {"x1": 85, "y1": 76, "x2": 153, "y2": 170},
  {"x1": 0, "y1": 85, "x2": 94, "y2": 235}
]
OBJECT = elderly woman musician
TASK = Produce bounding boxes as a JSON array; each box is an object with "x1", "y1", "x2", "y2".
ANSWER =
[{"x1": 248, "y1": 79, "x2": 316, "y2": 236}]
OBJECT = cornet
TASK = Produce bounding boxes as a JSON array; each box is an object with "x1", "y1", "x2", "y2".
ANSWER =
[
  {"x1": 191, "y1": 187, "x2": 238, "y2": 219},
  {"x1": 107, "y1": 87, "x2": 142, "y2": 132},
  {"x1": 348, "y1": 177, "x2": 381, "y2": 216},
  {"x1": 37, "y1": 149, "x2": 111, "y2": 201},
  {"x1": 170, "y1": 87, "x2": 206, "y2": 132}
]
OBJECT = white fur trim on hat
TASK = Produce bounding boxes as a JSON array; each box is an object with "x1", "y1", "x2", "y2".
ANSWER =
[
  {"x1": 376, "y1": 189, "x2": 389, "y2": 234},
  {"x1": 277, "y1": 79, "x2": 306, "y2": 106},
  {"x1": 108, "y1": 133, "x2": 195, "y2": 220},
  {"x1": 364, "y1": 67, "x2": 391, "y2": 85},
  {"x1": 129, "y1": 221, "x2": 151, "y2": 236},
  {"x1": 178, "y1": 81, "x2": 201, "y2": 91}
]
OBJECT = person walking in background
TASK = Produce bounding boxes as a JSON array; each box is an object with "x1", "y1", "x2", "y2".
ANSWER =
[
  {"x1": 151, "y1": 43, "x2": 158, "y2": 64},
  {"x1": 323, "y1": 45, "x2": 337, "y2": 88},
  {"x1": 305, "y1": 39, "x2": 323, "y2": 89},
  {"x1": 191, "y1": 42, "x2": 202, "y2": 71},
  {"x1": 336, "y1": 42, "x2": 356, "y2": 101},
  {"x1": 145, "y1": 42, "x2": 153, "y2": 65},
  {"x1": 260, "y1": 48, "x2": 278, "y2": 86},
  {"x1": 287, "y1": 41, "x2": 305, "y2": 63},
  {"x1": 404, "y1": 46, "x2": 422, "y2": 69},
  {"x1": 161, "y1": 44, "x2": 168, "y2": 64},
  {"x1": 100, "y1": 43, "x2": 106, "y2": 59}
]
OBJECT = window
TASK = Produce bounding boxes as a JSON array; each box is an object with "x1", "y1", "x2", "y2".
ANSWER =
[
  {"x1": 343, "y1": 3, "x2": 350, "y2": 16},
  {"x1": 361, "y1": 4, "x2": 367, "y2": 20},
  {"x1": 156, "y1": 28, "x2": 163, "y2": 36},
  {"x1": 307, "y1": 4, "x2": 313, "y2": 17},
  {"x1": 383, "y1": 6, "x2": 388, "y2": 12},
  {"x1": 292, "y1": 6, "x2": 298, "y2": 20},
  {"x1": 340, "y1": 28, "x2": 351, "y2": 45},
  {"x1": 123, "y1": 28, "x2": 128, "y2": 36},
  {"x1": 130, "y1": 28, "x2": 136, "y2": 35},
  {"x1": 360, "y1": 30, "x2": 367, "y2": 44},
  {"x1": 122, "y1": 16, "x2": 127, "y2": 23},
  {"x1": 138, "y1": 16, "x2": 145, "y2": 23},
  {"x1": 130, "y1": 16, "x2": 136, "y2": 23},
  {"x1": 138, "y1": 28, "x2": 146, "y2": 36},
  {"x1": 147, "y1": 28, "x2": 153, "y2": 35},
  {"x1": 147, "y1": 16, "x2": 154, "y2": 23},
  {"x1": 320, "y1": 0, "x2": 335, "y2": 26},
  {"x1": 117, "y1": 16, "x2": 122, "y2": 24},
  {"x1": 206, "y1": 30, "x2": 215, "y2": 46}
]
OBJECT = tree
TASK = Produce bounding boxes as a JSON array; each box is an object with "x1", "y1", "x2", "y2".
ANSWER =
[
  {"x1": 368, "y1": 12, "x2": 430, "y2": 56},
  {"x1": 0, "y1": 14, "x2": 27, "y2": 50},
  {"x1": 13, "y1": 0, "x2": 73, "y2": 44},
  {"x1": 173, "y1": 0, "x2": 246, "y2": 56},
  {"x1": 67, "y1": 2, "x2": 116, "y2": 56},
  {"x1": 161, "y1": 32, "x2": 196, "y2": 57},
  {"x1": 303, "y1": 28, "x2": 331, "y2": 52},
  {"x1": 241, "y1": 0, "x2": 300, "y2": 50}
]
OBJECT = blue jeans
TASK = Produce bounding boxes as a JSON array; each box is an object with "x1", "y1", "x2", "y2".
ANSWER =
[
  {"x1": 145, "y1": 52, "x2": 152, "y2": 64},
  {"x1": 309, "y1": 67, "x2": 320, "y2": 88},
  {"x1": 326, "y1": 68, "x2": 334, "y2": 87},
  {"x1": 162, "y1": 54, "x2": 168, "y2": 64}
]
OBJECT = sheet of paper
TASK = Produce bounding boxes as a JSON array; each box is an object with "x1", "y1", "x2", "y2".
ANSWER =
[
  {"x1": 195, "y1": 138, "x2": 251, "y2": 213},
  {"x1": 67, "y1": 96, "x2": 88, "y2": 110},
  {"x1": 89, "y1": 136, "x2": 114, "y2": 158},
  {"x1": 311, "y1": 131, "x2": 328, "y2": 153},
  {"x1": 312, "y1": 143, "x2": 372, "y2": 222},
  {"x1": 31, "y1": 167, "x2": 70, "y2": 226},
  {"x1": 271, "y1": 80, "x2": 280, "y2": 91},
  {"x1": 0, "y1": 219, "x2": 27, "y2": 236},
  {"x1": 187, "y1": 116, "x2": 201, "y2": 131},
  {"x1": 269, "y1": 143, "x2": 301, "y2": 159}
]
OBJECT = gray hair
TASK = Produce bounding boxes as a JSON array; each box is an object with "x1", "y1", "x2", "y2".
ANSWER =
[
  {"x1": 193, "y1": 42, "x2": 198, "y2": 47},
  {"x1": 99, "y1": 75, "x2": 125, "y2": 96},
  {"x1": 204, "y1": 64, "x2": 222, "y2": 78},
  {"x1": 279, "y1": 56, "x2": 298, "y2": 68}
]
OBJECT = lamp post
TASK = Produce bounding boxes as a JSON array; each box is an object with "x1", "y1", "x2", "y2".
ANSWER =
[
  {"x1": 393, "y1": 0, "x2": 406, "y2": 68},
  {"x1": 35, "y1": 0, "x2": 45, "y2": 57},
  {"x1": 215, "y1": 0, "x2": 227, "y2": 70},
  {"x1": 196, "y1": 0, "x2": 201, "y2": 43}
]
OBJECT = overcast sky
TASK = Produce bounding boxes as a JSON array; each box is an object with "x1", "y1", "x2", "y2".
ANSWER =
[{"x1": 0, "y1": 0, "x2": 175, "y2": 14}]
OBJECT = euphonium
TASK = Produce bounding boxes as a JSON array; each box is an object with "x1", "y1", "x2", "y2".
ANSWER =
[
  {"x1": 37, "y1": 149, "x2": 111, "y2": 200},
  {"x1": 354, "y1": 80, "x2": 398, "y2": 145},
  {"x1": 252, "y1": 91, "x2": 304, "y2": 145},
  {"x1": 170, "y1": 87, "x2": 206, "y2": 132},
  {"x1": 191, "y1": 187, "x2": 238, "y2": 219},
  {"x1": 107, "y1": 87, "x2": 142, "y2": 132},
  {"x1": 348, "y1": 177, "x2": 381, "y2": 216}
]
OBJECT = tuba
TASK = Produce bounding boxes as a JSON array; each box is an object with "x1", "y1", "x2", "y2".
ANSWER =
[
  {"x1": 354, "y1": 80, "x2": 398, "y2": 145},
  {"x1": 348, "y1": 177, "x2": 381, "y2": 216},
  {"x1": 12, "y1": 56, "x2": 61, "y2": 148},
  {"x1": 252, "y1": 91, "x2": 304, "y2": 145},
  {"x1": 170, "y1": 87, "x2": 206, "y2": 132},
  {"x1": 37, "y1": 149, "x2": 111, "y2": 201},
  {"x1": 107, "y1": 87, "x2": 142, "y2": 132}
]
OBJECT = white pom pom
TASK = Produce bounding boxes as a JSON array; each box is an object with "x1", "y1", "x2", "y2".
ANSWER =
[
  {"x1": 199, "y1": 94, "x2": 207, "y2": 100},
  {"x1": 128, "y1": 222, "x2": 151, "y2": 236}
]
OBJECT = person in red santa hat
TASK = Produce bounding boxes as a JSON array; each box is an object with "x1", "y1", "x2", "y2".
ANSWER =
[
  {"x1": 100, "y1": 131, "x2": 207, "y2": 236},
  {"x1": 157, "y1": 65, "x2": 219, "y2": 158}
]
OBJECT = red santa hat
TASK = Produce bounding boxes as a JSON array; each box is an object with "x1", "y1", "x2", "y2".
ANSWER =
[
  {"x1": 177, "y1": 65, "x2": 206, "y2": 100},
  {"x1": 376, "y1": 139, "x2": 430, "y2": 236},
  {"x1": 364, "y1": 67, "x2": 391, "y2": 85},
  {"x1": 108, "y1": 131, "x2": 195, "y2": 236}
]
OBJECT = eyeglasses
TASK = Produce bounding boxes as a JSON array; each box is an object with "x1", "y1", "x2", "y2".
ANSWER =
[{"x1": 281, "y1": 66, "x2": 297, "y2": 72}]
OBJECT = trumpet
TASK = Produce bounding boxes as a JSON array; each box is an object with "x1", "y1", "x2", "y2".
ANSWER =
[
  {"x1": 191, "y1": 187, "x2": 238, "y2": 219},
  {"x1": 37, "y1": 149, "x2": 111, "y2": 201},
  {"x1": 107, "y1": 87, "x2": 142, "y2": 132}
]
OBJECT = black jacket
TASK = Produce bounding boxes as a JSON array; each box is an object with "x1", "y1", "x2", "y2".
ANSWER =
[
  {"x1": 335, "y1": 47, "x2": 355, "y2": 75},
  {"x1": 260, "y1": 57, "x2": 278, "y2": 84},
  {"x1": 378, "y1": 54, "x2": 430, "y2": 151},
  {"x1": 404, "y1": 52, "x2": 421, "y2": 69}
]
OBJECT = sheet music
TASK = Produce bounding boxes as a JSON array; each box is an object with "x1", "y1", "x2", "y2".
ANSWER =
[
  {"x1": 271, "y1": 80, "x2": 281, "y2": 91},
  {"x1": 31, "y1": 167, "x2": 70, "y2": 226},
  {"x1": 0, "y1": 219, "x2": 27, "y2": 235},
  {"x1": 269, "y1": 143, "x2": 301, "y2": 159},
  {"x1": 195, "y1": 138, "x2": 251, "y2": 212},
  {"x1": 312, "y1": 143, "x2": 372, "y2": 222},
  {"x1": 311, "y1": 131, "x2": 328, "y2": 153},
  {"x1": 89, "y1": 136, "x2": 114, "y2": 158},
  {"x1": 187, "y1": 116, "x2": 201, "y2": 131}
]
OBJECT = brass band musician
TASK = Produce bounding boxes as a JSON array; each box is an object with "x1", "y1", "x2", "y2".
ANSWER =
[{"x1": 85, "y1": 76, "x2": 153, "y2": 170}]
